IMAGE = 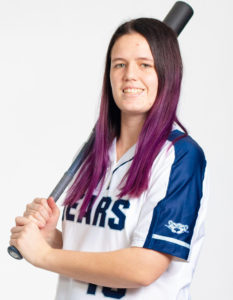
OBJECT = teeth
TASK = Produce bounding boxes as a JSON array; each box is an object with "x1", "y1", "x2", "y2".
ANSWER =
[{"x1": 123, "y1": 88, "x2": 144, "y2": 94}]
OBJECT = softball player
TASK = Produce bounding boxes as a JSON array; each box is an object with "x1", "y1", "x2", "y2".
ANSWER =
[{"x1": 10, "y1": 18, "x2": 208, "y2": 300}]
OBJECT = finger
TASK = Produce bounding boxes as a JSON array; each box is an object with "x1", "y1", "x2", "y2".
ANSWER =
[
  {"x1": 28, "y1": 211, "x2": 46, "y2": 226},
  {"x1": 30, "y1": 204, "x2": 50, "y2": 220},
  {"x1": 15, "y1": 216, "x2": 31, "y2": 226},
  {"x1": 11, "y1": 226, "x2": 23, "y2": 233},
  {"x1": 10, "y1": 232, "x2": 21, "y2": 239},
  {"x1": 27, "y1": 198, "x2": 53, "y2": 220},
  {"x1": 9, "y1": 238, "x2": 17, "y2": 247},
  {"x1": 9, "y1": 238, "x2": 22, "y2": 249},
  {"x1": 34, "y1": 198, "x2": 52, "y2": 216},
  {"x1": 23, "y1": 214, "x2": 45, "y2": 228}
]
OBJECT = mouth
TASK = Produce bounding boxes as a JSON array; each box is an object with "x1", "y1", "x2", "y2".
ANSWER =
[{"x1": 122, "y1": 88, "x2": 145, "y2": 95}]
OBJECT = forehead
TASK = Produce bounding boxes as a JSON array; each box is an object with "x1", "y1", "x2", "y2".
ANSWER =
[{"x1": 111, "y1": 33, "x2": 153, "y2": 60}]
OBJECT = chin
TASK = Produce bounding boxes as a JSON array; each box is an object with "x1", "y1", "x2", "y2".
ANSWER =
[{"x1": 121, "y1": 109, "x2": 148, "y2": 117}]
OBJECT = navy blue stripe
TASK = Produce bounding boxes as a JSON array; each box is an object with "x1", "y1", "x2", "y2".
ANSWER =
[
  {"x1": 144, "y1": 238, "x2": 190, "y2": 260},
  {"x1": 112, "y1": 158, "x2": 134, "y2": 175},
  {"x1": 106, "y1": 158, "x2": 134, "y2": 190},
  {"x1": 143, "y1": 130, "x2": 206, "y2": 260}
]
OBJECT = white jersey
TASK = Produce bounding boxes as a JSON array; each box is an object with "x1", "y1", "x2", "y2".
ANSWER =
[{"x1": 55, "y1": 125, "x2": 208, "y2": 300}]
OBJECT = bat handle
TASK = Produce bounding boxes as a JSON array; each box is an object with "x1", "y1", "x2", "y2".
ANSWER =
[{"x1": 7, "y1": 245, "x2": 23, "y2": 260}]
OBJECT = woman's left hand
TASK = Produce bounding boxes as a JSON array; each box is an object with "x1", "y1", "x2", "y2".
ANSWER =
[{"x1": 9, "y1": 216, "x2": 52, "y2": 267}]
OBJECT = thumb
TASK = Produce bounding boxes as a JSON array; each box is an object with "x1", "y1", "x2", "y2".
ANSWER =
[{"x1": 47, "y1": 197, "x2": 60, "y2": 215}]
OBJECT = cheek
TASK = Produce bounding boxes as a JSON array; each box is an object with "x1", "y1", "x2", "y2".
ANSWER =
[
  {"x1": 110, "y1": 74, "x2": 121, "y2": 107},
  {"x1": 148, "y1": 75, "x2": 158, "y2": 99},
  {"x1": 110, "y1": 73, "x2": 118, "y2": 95}
]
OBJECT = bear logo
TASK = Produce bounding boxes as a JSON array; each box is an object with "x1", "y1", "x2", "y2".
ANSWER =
[{"x1": 165, "y1": 220, "x2": 189, "y2": 234}]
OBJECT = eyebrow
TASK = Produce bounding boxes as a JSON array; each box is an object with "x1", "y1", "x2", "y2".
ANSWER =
[{"x1": 111, "y1": 57, "x2": 154, "y2": 62}]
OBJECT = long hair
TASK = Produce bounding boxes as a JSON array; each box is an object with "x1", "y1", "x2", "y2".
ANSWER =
[{"x1": 64, "y1": 18, "x2": 187, "y2": 216}]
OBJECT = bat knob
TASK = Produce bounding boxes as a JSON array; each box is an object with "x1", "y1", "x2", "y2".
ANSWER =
[
  {"x1": 8, "y1": 246, "x2": 23, "y2": 260},
  {"x1": 163, "y1": 1, "x2": 194, "y2": 36}
]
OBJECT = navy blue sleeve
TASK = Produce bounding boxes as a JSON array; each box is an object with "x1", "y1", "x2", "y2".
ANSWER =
[{"x1": 143, "y1": 130, "x2": 207, "y2": 260}]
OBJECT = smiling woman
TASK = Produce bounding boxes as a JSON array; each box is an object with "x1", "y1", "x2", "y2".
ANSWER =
[{"x1": 10, "y1": 18, "x2": 208, "y2": 300}]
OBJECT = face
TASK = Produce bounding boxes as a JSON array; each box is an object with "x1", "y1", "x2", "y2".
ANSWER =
[{"x1": 110, "y1": 33, "x2": 158, "y2": 118}]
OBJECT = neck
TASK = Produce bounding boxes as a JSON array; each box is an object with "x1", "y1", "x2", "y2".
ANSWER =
[{"x1": 116, "y1": 113, "x2": 146, "y2": 161}]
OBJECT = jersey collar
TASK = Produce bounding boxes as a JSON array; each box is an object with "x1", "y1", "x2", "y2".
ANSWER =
[{"x1": 109, "y1": 138, "x2": 136, "y2": 168}]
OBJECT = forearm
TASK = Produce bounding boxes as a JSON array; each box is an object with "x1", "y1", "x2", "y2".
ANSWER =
[{"x1": 37, "y1": 247, "x2": 170, "y2": 288}]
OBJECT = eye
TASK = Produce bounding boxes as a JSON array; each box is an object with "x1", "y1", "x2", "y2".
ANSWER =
[
  {"x1": 141, "y1": 63, "x2": 152, "y2": 68},
  {"x1": 114, "y1": 63, "x2": 125, "y2": 69}
]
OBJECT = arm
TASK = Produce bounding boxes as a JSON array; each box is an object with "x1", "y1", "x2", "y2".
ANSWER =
[
  {"x1": 41, "y1": 247, "x2": 171, "y2": 288},
  {"x1": 10, "y1": 218, "x2": 171, "y2": 288}
]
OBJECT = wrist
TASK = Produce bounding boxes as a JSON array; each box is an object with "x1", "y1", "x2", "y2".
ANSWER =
[
  {"x1": 44, "y1": 229, "x2": 63, "y2": 249},
  {"x1": 35, "y1": 246, "x2": 54, "y2": 269}
]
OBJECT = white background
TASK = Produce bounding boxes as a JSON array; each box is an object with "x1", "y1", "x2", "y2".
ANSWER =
[{"x1": 0, "y1": 0, "x2": 232, "y2": 299}]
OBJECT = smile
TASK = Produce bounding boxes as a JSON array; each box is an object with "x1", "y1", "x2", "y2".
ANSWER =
[{"x1": 123, "y1": 88, "x2": 145, "y2": 94}]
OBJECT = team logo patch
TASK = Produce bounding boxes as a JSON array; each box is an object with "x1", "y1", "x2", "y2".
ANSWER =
[{"x1": 165, "y1": 220, "x2": 189, "y2": 234}]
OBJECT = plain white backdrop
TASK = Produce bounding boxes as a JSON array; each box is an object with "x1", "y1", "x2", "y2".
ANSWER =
[{"x1": 0, "y1": 0, "x2": 232, "y2": 299}]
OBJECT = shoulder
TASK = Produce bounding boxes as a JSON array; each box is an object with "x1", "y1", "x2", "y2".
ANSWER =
[{"x1": 167, "y1": 130, "x2": 206, "y2": 172}]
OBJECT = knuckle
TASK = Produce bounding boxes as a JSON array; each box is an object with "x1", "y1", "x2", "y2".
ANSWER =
[
  {"x1": 41, "y1": 198, "x2": 46, "y2": 205},
  {"x1": 41, "y1": 199, "x2": 49, "y2": 210},
  {"x1": 35, "y1": 211, "x2": 41, "y2": 218},
  {"x1": 27, "y1": 203, "x2": 33, "y2": 210},
  {"x1": 24, "y1": 211, "x2": 29, "y2": 217},
  {"x1": 38, "y1": 206, "x2": 44, "y2": 214},
  {"x1": 36, "y1": 197, "x2": 44, "y2": 204},
  {"x1": 28, "y1": 215, "x2": 34, "y2": 222},
  {"x1": 15, "y1": 216, "x2": 20, "y2": 223},
  {"x1": 33, "y1": 198, "x2": 40, "y2": 206}
]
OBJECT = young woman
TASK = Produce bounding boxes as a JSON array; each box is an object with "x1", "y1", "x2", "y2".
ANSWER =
[{"x1": 10, "y1": 18, "x2": 208, "y2": 299}]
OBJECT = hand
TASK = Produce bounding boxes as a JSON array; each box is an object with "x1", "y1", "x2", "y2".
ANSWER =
[
  {"x1": 10, "y1": 216, "x2": 52, "y2": 267},
  {"x1": 23, "y1": 197, "x2": 60, "y2": 244}
]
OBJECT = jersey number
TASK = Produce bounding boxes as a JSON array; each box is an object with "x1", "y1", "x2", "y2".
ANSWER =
[{"x1": 87, "y1": 283, "x2": 126, "y2": 299}]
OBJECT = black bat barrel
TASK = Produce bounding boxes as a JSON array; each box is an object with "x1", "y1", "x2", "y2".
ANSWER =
[{"x1": 163, "y1": 1, "x2": 194, "y2": 36}]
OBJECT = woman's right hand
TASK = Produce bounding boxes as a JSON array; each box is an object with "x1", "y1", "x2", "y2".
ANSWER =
[{"x1": 23, "y1": 197, "x2": 60, "y2": 245}]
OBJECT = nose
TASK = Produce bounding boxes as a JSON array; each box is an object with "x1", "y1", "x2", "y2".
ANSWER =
[{"x1": 123, "y1": 63, "x2": 138, "y2": 81}]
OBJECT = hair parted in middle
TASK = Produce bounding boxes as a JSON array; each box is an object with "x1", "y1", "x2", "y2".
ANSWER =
[{"x1": 64, "y1": 18, "x2": 187, "y2": 217}]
